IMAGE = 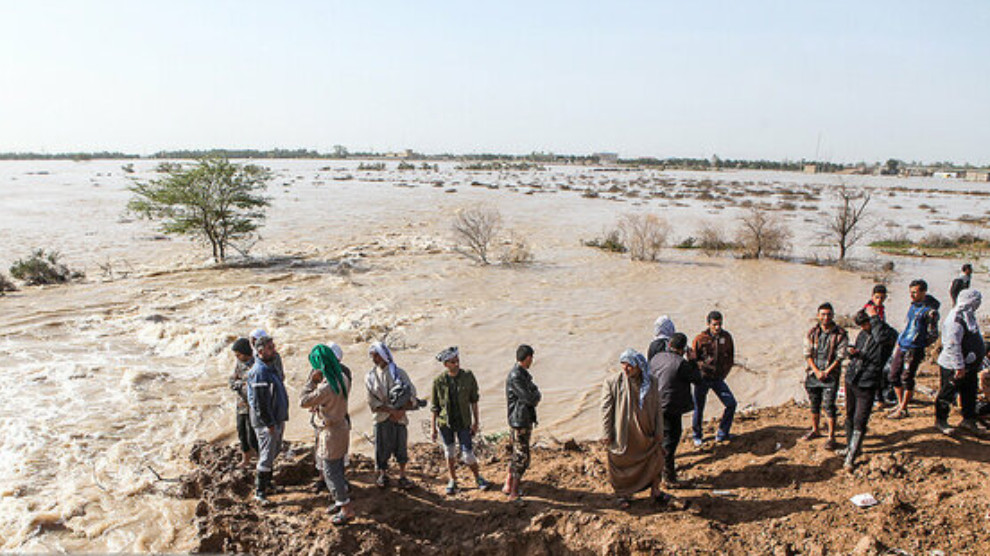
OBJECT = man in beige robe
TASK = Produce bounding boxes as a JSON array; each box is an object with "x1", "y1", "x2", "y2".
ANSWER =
[
  {"x1": 600, "y1": 349, "x2": 667, "y2": 508},
  {"x1": 301, "y1": 344, "x2": 355, "y2": 525}
]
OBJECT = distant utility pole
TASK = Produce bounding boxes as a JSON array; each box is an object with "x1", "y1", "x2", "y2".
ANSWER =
[{"x1": 814, "y1": 131, "x2": 823, "y2": 161}]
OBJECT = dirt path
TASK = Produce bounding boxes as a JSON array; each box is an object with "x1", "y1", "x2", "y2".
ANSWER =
[{"x1": 182, "y1": 372, "x2": 990, "y2": 555}]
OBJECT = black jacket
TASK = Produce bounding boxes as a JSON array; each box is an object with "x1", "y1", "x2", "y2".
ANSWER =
[
  {"x1": 950, "y1": 275, "x2": 970, "y2": 305},
  {"x1": 650, "y1": 351, "x2": 702, "y2": 415},
  {"x1": 647, "y1": 338, "x2": 669, "y2": 363},
  {"x1": 846, "y1": 316, "x2": 898, "y2": 389},
  {"x1": 506, "y1": 363, "x2": 541, "y2": 429}
]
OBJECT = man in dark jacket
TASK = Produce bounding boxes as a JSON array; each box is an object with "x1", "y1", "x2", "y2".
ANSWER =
[
  {"x1": 690, "y1": 311, "x2": 737, "y2": 445},
  {"x1": 503, "y1": 344, "x2": 541, "y2": 501},
  {"x1": 840, "y1": 307, "x2": 897, "y2": 470},
  {"x1": 650, "y1": 333, "x2": 702, "y2": 486},
  {"x1": 247, "y1": 334, "x2": 290, "y2": 504}
]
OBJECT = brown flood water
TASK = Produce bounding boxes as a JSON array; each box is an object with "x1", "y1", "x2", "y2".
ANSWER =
[{"x1": 0, "y1": 160, "x2": 975, "y2": 551}]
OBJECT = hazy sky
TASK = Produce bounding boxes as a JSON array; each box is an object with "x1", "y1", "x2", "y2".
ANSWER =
[{"x1": 2, "y1": 1, "x2": 988, "y2": 163}]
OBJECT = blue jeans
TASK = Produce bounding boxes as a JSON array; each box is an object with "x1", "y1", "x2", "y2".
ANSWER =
[{"x1": 692, "y1": 378, "x2": 737, "y2": 440}]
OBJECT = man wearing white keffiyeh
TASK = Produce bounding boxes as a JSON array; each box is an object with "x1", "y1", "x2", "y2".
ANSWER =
[
  {"x1": 648, "y1": 315, "x2": 676, "y2": 362},
  {"x1": 935, "y1": 289, "x2": 987, "y2": 435},
  {"x1": 366, "y1": 341, "x2": 421, "y2": 489},
  {"x1": 600, "y1": 348, "x2": 670, "y2": 509}
]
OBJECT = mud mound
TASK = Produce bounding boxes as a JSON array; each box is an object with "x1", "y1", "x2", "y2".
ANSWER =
[{"x1": 183, "y1": 378, "x2": 990, "y2": 554}]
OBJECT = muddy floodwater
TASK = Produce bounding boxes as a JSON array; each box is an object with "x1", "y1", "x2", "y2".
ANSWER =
[{"x1": 0, "y1": 159, "x2": 983, "y2": 552}]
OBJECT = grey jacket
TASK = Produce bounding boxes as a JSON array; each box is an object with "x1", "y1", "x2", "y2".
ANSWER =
[{"x1": 650, "y1": 351, "x2": 702, "y2": 415}]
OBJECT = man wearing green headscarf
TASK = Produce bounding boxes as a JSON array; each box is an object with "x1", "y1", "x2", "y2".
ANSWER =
[{"x1": 301, "y1": 344, "x2": 355, "y2": 525}]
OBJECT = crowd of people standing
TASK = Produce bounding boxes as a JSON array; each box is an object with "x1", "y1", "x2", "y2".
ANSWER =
[{"x1": 226, "y1": 264, "x2": 986, "y2": 523}]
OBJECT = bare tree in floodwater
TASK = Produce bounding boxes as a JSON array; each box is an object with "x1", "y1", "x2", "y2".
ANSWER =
[
  {"x1": 736, "y1": 206, "x2": 791, "y2": 259},
  {"x1": 452, "y1": 204, "x2": 502, "y2": 264},
  {"x1": 822, "y1": 184, "x2": 872, "y2": 260},
  {"x1": 619, "y1": 213, "x2": 671, "y2": 261},
  {"x1": 128, "y1": 158, "x2": 272, "y2": 263}
]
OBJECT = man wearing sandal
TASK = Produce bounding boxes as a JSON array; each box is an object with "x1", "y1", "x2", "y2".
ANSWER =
[
  {"x1": 600, "y1": 349, "x2": 672, "y2": 510},
  {"x1": 802, "y1": 302, "x2": 848, "y2": 449},
  {"x1": 366, "y1": 341, "x2": 424, "y2": 491},
  {"x1": 431, "y1": 347, "x2": 493, "y2": 495},
  {"x1": 300, "y1": 345, "x2": 355, "y2": 525}
]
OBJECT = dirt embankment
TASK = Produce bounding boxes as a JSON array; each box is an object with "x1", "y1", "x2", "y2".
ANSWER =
[{"x1": 181, "y1": 374, "x2": 990, "y2": 555}]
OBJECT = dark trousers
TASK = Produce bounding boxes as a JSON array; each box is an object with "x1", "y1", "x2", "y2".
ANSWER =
[
  {"x1": 374, "y1": 420, "x2": 409, "y2": 471},
  {"x1": 936, "y1": 366, "x2": 978, "y2": 421},
  {"x1": 890, "y1": 346, "x2": 923, "y2": 391},
  {"x1": 662, "y1": 411, "x2": 682, "y2": 475},
  {"x1": 237, "y1": 413, "x2": 259, "y2": 453},
  {"x1": 844, "y1": 382, "x2": 877, "y2": 438}
]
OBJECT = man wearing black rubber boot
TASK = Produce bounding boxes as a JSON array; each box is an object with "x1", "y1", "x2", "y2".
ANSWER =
[
  {"x1": 247, "y1": 334, "x2": 290, "y2": 505},
  {"x1": 839, "y1": 307, "x2": 897, "y2": 471}
]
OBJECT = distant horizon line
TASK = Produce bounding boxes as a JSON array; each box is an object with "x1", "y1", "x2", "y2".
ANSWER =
[{"x1": 0, "y1": 148, "x2": 985, "y2": 169}]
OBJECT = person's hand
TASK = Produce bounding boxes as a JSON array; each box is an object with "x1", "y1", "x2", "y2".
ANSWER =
[
  {"x1": 390, "y1": 409, "x2": 406, "y2": 422},
  {"x1": 471, "y1": 422, "x2": 479, "y2": 435},
  {"x1": 848, "y1": 347, "x2": 859, "y2": 356},
  {"x1": 268, "y1": 426, "x2": 275, "y2": 435},
  {"x1": 600, "y1": 437, "x2": 611, "y2": 448},
  {"x1": 309, "y1": 368, "x2": 323, "y2": 383},
  {"x1": 431, "y1": 428, "x2": 438, "y2": 443},
  {"x1": 865, "y1": 304, "x2": 877, "y2": 317},
  {"x1": 955, "y1": 369, "x2": 967, "y2": 381}
]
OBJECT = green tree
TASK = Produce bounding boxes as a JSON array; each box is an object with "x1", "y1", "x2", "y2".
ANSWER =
[
  {"x1": 883, "y1": 159, "x2": 902, "y2": 175},
  {"x1": 128, "y1": 157, "x2": 272, "y2": 262}
]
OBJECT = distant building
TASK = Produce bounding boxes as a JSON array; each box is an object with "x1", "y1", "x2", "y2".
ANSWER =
[
  {"x1": 933, "y1": 171, "x2": 963, "y2": 179},
  {"x1": 595, "y1": 152, "x2": 619, "y2": 165},
  {"x1": 803, "y1": 164, "x2": 819, "y2": 174},
  {"x1": 900, "y1": 166, "x2": 933, "y2": 177},
  {"x1": 965, "y1": 170, "x2": 990, "y2": 182},
  {"x1": 837, "y1": 166, "x2": 872, "y2": 175},
  {"x1": 384, "y1": 149, "x2": 415, "y2": 159}
]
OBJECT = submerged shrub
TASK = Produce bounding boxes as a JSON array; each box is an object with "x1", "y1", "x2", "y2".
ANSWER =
[
  {"x1": 919, "y1": 233, "x2": 984, "y2": 249},
  {"x1": 9, "y1": 249, "x2": 84, "y2": 285},
  {"x1": 498, "y1": 234, "x2": 535, "y2": 265},
  {"x1": 583, "y1": 229, "x2": 627, "y2": 253},
  {"x1": 736, "y1": 207, "x2": 791, "y2": 259},
  {"x1": 619, "y1": 213, "x2": 671, "y2": 261},
  {"x1": 697, "y1": 222, "x2": 739, "y2": 256},
  {"x1": 0, "y1": 272, "x2": 16, "y2": 294}
]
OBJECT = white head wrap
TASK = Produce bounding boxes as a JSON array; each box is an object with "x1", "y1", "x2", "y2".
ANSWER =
[
  {"x1": 369, "y1": 341, "x2": 401, "y2": 381},
  {"x1": 436, "y1": 346, "x2": 459, "y2": 363},
  {"x1": 653, "y1": 315, "x2": 675, "y2": 340},
  {"x1": 327, "y1": 342, "x2": 343, "y2": 362},
  {"x1": 950, "y1": 289, "x2": 982, "y2": 333}
]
